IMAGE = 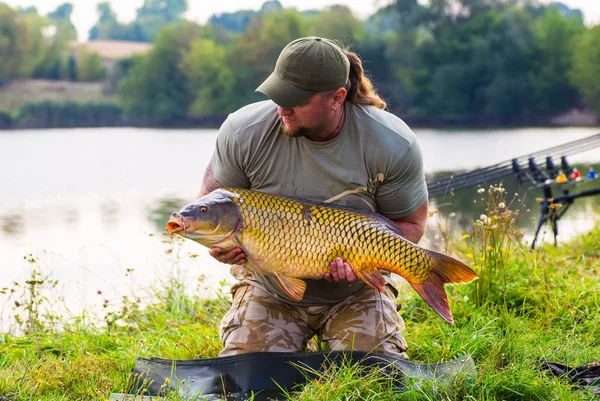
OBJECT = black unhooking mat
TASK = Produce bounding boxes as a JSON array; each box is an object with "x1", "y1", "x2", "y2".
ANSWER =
[
  {"x1": 131, "y1": 351, "x2": 476, "y2": 400},
  {"x1": 539, "y1": 360, "x2": 600, "y2": 397}
]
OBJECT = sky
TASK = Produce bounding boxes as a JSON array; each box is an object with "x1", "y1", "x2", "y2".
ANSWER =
[{"x1": 4, "y1": 0, "x2": 600, "y2": 41}]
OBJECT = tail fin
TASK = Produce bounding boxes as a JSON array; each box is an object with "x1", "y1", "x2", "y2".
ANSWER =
[{"x1": 410, "y1": 250, "x2": 478, "y2": 324}]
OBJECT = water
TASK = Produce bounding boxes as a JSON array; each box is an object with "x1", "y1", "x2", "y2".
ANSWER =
[{"x1": 1, "y1": 126, "x2": 600, "y2": 325}]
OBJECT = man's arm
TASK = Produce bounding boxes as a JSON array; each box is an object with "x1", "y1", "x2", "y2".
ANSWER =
[
  {"x1": 199, "y1": 163, "x2": 222, "y2": 197},
  {"x1": 390, "y1": 199, "x2": 429, "y2": 244},
  {"x1": 326, "y1": 199, "x2": 429, "y2": 283}
]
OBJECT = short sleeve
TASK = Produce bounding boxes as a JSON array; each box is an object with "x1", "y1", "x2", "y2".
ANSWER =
[
  {"x1": 376, "y1": 140, "x2": 428, "y2": 219},
  {"x1": 210, "y1": 117, "x2": 251, "y2": 189}
]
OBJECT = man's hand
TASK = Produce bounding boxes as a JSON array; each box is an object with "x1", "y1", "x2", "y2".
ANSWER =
[
  {"x1": 208, "y1": 247, "x2": 247, "y2": 265},
  {"x1": 325, "y1": 257, "x2": 358, "y2": 283}
]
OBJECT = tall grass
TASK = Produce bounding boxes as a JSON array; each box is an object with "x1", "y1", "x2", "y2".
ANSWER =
[
  {"x1": 462, "y1": 184, "x2": 524, "y2": 307},
  {"x1": 0, "y1": 189, "x2": 599, "y2": 400}
]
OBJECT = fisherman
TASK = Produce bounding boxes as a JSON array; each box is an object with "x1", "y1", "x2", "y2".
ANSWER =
[{"x1": 200, "y1": 36, "x2": 429, "y2": 359}]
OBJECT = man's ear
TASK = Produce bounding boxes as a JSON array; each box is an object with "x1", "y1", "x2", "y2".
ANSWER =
[{"x1": 333, "y1": 87, "x2": 347, "y2": 107}]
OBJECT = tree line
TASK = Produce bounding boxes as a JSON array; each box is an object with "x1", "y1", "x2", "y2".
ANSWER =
[{"x1": 1, "y1": 0, "x2": 599, "y2": 128}]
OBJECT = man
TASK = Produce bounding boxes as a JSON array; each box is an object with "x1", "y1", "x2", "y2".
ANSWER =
[{"x1": 200, "y1": 37, "x2": 428, "y2": 359}]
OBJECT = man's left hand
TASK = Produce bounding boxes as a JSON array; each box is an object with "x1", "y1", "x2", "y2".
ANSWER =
[{"x1": 325, "y1": 257, "x2": 358, "y2": 283}]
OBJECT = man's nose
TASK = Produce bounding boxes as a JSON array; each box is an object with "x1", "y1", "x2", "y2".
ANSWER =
[{"x1": 277, "y1": 106, "x2": 292, "y2": 116}]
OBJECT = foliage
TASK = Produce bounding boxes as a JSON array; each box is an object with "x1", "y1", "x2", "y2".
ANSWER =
[
  {"x1": 88, "y1": 2, "x2": 140, "y2": 42},
  {"x1": 0, "y1": 108, "x2": 13, "y2": 128},
  {"x1": 530, "y1": 8, "x2": 585, "y2": 115},
  {"x1": 226, "y1": 9, "x2": 310, "y2": 109},
  {"x1": 75, "y1": 47, "x2": 106, "y2": 82},
  {"x1": 571, "y1": 25, "x2": 600, "y2": 114},
  {"x1": 3, "y1": 0, "x2": 600, "y2": 124},
  {"x1": 461, "y1": 185, "x2": 524, "y2": 306},
  {"x1": 305, "y1": 5, "x2": 364, "y2": 44},
  {"x1": 89, "y1": 0, "x2": 189, "y2": 43},
  {"x1": 180, "y1": 38, "x2": 234, "y2": 117},
  {"x1": 0, "y1": 4, "x2": 48, "y2": 78},
  {"x1": 47, "y1": 2, "x2": 77, "y2": 41},
  {"x1": 0, "y1": 217, "x2": 599, "y2": 399},
  {"x1": 118, "y1": 22, "x2": 201, "y2": 122},
  {"x1": 209, "y1": 0, "x2": 284, "y2": 33}
]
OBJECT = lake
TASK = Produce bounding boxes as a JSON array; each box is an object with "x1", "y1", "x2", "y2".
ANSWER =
[{"x1": 2, "y1": 126, "x2": 600, "y2": 326}]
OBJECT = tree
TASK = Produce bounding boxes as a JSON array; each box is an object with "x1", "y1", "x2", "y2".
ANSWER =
[
  {"x1": 209, "y1": 0, "x2": 283, "y2": 34},
  {"x1": 0, "y1": 4, "x2": 50, "y2": 78},
  {"x1": 76, "y1": 47, "x2": 106, "y2": 81},
  {"x1": 119, "y1": 22, "x2": 201, "y2": 122},
  {"x1": 89, "y1": 2, "x2": 142, "y2": 41},
  {"x1": 530, "y1": 8, "x2": 584, "y2": 115},
  {"x1": 570, "y1": 25, "x2": 600, "y2": 114},
  {"x1": 180, "y1": 39, "x2": 234, "y2": 117},
  {"x1": 307, "y1": 5, "x2": 364, "y2": 44},
  {"x1": 47, "y1": 3, "x2": 77, "y2": 40},
  {"x1": 135, "y1": 0, "x2": 188, "y2": 42},
  {"x1": 228, "y1": 9, "x2": 308, "y2": 107}
]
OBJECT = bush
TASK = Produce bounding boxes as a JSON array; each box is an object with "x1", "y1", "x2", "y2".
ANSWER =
[
  {"x1": 0, "y1": 108, "x2": 13, "y2": 128},
  {"x1": 15, "y1": 101, "x2": 122, "y2": 128}
]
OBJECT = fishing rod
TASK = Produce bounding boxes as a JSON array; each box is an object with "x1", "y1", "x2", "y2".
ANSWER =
[
  {"x1": 425, "y1": 132, "x2": 600, "y2": 249},
  {"x1": 427, "y1": 133, "x2": 600, "y2": 198}
]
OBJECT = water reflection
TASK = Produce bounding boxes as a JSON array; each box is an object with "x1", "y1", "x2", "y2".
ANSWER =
[
  {"x1": 148, "y1": 197, "x2": 187, "y2": 234},
  {"x1": 100, "y1": 201, "x2": 119, "y2": 231},
  {"x1": 1, "y1": 214, "x2": 24, "y2": 235},
  {"x1": 63, "y1": 208, "x2": 79, "y2": 227}
]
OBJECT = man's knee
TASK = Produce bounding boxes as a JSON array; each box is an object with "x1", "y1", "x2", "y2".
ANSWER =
[
  {"x1": 219, "y1": 284, "x2": 310, "y2": 356},
  {"x1": 321, "y1": 285, "x2": 408, "y2": 358}
]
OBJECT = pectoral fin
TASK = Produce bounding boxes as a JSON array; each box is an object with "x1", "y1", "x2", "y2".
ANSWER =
[
  {"x1": 355, "y1": 269, "x2": 386, "y2": 292},
  {"x1": 274, "y1": 273, "x2": 307, "y2": 301}
]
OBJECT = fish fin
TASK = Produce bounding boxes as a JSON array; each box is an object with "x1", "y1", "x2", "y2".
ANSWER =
[
  {"x1": 232, "y1": 236, "x2": 266, "y2": 275},
  {"x1": 426, "y1": 250, "x2": 478, "y2": 284},
  {"x1": 410, "y1": 278, "x2": 454, "y2": 324},
  {"x1": 409, "y1": 251, "x2": 478, "y2": 324},
  {"x1": 238, "y1": 249, "x2": 266, "y2": 275},
  {"x1": 273, "y1": 273, "x2": 307, "y2": 301},
  {"x1": 355, "y1": 269, "x2": 386, "y2": 292},
  {"x1": 245, "y1": 260, "x2": 265, "y2": 275}
]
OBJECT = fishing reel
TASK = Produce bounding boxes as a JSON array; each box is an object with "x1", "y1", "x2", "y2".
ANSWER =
[{"x1": 513, "y1": 154, "x2": 600, "y2": 249}]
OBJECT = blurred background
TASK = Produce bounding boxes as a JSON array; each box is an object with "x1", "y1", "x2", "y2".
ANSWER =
[{"x1": 1, "y1": 0, "x2": 600, "y2": 320}]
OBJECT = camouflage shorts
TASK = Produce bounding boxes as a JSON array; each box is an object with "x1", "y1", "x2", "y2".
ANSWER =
[{"x1": 219, "y1": 282, "x2": 408, "y2": 359}]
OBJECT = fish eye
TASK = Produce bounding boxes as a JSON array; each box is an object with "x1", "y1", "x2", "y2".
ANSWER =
[{"x1": 199, "y1": 206, "x2": 207, "y2": 213}]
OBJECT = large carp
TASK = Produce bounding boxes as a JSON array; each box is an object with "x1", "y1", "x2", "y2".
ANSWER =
[{"x1": 166, "y1": 188, "x2": 477, "y2": 324}]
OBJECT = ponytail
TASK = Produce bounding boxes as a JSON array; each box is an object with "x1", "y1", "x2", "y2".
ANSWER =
[{"x1": 344, "y1": 50, "x2": 387, "y2": 110}]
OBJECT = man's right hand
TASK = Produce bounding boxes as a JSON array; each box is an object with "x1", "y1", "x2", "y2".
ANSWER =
[{"x1": 208, "y1": 247, "x2": 247, "y2": 265}]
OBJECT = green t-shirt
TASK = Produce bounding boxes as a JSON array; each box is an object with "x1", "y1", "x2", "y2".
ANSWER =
[{"x1": 210, "y1": 100, "x2": 428, "y2": 305}]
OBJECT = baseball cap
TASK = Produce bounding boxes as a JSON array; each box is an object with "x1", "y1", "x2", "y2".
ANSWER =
[{"x1": 256, "y1": 37, "x2": 350, "y2": 108}]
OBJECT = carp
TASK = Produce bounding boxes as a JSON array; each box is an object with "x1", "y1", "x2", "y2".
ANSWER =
[{"x1": 166, "y1": 188, "x2": 477, "y2": 324}]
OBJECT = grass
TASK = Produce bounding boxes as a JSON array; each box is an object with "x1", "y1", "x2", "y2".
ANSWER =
[
  {"x1": 0, "y1": 80, "x2": 114, "y2": 114},
  {"x1": 1, "y1": 185, "x2": 599, "y2": 400}
]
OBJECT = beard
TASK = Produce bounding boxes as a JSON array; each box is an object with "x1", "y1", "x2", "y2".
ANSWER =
[
  {"x1": 280, "y1": 116, "x2": 329, "y2": 139},
  {"x1": 281, "y1": 122, "x2": 308, "y2": 138}
]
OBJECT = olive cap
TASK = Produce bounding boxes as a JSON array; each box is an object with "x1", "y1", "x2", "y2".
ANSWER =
[{"x1": 256, "y1": 37, "x2": 350, "y2": 108}]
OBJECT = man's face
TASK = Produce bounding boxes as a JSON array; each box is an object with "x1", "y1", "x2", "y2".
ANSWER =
[{"x1": 277, "y1": 93, "x2": 334, "y2": 139}]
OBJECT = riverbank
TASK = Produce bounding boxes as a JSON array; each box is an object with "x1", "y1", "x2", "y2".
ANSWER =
[
  {"x1": 1, "y1": 192, "x2": 599, "y2": 400},
  {"x1": 1, "y1": 80, "x2": 598, "y2": 130}
]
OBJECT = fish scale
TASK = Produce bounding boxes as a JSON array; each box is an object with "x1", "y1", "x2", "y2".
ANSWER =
[
  {"x1": 231, "y1": 188, "x2": 432, "y2": 283},
  {"x1": 167, "y1": 188, "x2": 478, "y2": 324}
]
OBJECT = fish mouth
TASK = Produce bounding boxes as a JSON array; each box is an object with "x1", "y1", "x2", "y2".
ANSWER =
[{"x1": 166, "y1": 215, "x2": 188, "y2": 236}]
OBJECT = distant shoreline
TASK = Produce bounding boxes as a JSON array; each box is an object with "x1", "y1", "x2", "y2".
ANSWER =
[
  {"x1": 1, "y1": 114, "x2": 598, "y2": 131},
  {"x1": 0, "y1": 111, "x2": 600, "y2": 131},
  {"x1": 1, "y1": 80, "x2": 598, "y2": 131}
]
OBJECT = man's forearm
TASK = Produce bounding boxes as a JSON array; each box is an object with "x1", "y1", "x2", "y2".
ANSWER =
[{"x1": 393, "y1": 221, "x2": 425, "y2": 244}]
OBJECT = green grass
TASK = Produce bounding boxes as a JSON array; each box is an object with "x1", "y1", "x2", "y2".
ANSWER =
[
  {"x1": 0, "y1": 79, "x2": 114, "y2": 114},
  {"x1": 1, "y1": 192, "x2": 599, "y2": 400}
]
